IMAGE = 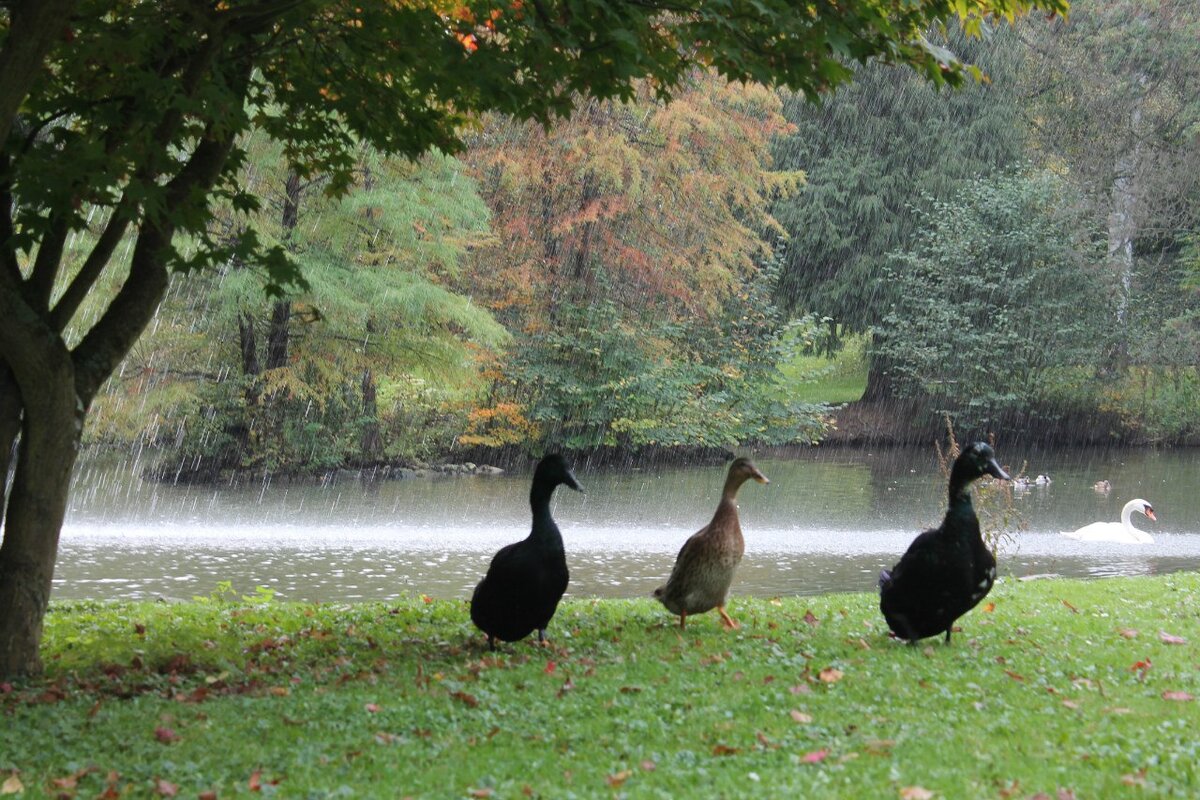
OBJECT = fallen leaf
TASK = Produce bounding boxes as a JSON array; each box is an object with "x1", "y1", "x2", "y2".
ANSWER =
[
  {"x1": 154, "y1": 726, "x2": 180, "y2": 743},
  {"x1": 543, "y1": 661, "x2": 557, "y2": 675},
  {"x1": 451, "y1": 691, "x2": 479, "y2": 708},
  {"x1": 619, "y1": 686, "x2": 642, "y2": 694},
  {"x1": 899, "y1": 787, "x2": 934, "y2": 800},
  {"x1": 983, "y1": 602, "x2": 996, "y2": 613},
  {"x1": 199, "y1": 792, "x2": 218, "y2": 800},
  {"x1": 1162, "y1": 690, "x2": 1194, "y2": 702},
  {"x1": 0, "y1": 683, "x2": 11, "y2": 694},
  {"x1": 1062, "y1": 699, "x2": 1080, "y2": 710},
  {"x1": 1121, "y1": 769, "x2": 1148, "y2": 787},
  {"x1": 799, "y1": 749, "x2": 829, "y2": 764},
  {"x1": 468, "y1": 789, "x2": 493, "y2": 798},
  {"x1": 639, "y1": 760, "x2": 656, "y2": 772},
  {"x1": 1057, "y1": 789, "x2": 1078, "y2": 800},
  {"x1": 1004, "y1": 670, "x2": 1025, "y2": 682},
  {"x1": 155, "y1": 778, "x2": 179, "y2": 797},
  {"x1": 249, "y1": 771, "x2": 262, "y2": 792},
  {"x1": 1118, "y1": 628, "x2": 1139, "y2": 639},
  {"x1": 1158, "y1": 631, "x2": 1186, "y2": 645},
  {"x1": 605, "y1": 770, "x2": 632, "y2": 788},
  {"x1": 818, "y1": 667, "x2": 843, "y2": 684},
  {"x1": 1, "y1": 775, "x2": 23, "y2": 795},
  {"x1": 421, "y1": 594, "x2": 433, "y2": 604},
  {"x1": 789, "y1": 684, "x2": 812, "y2": 695},
  {"x1": 365, "y1": 703, "x2": 381, "y2": 713},
  {"x1": 711, "y1": 744, "x2": 740, "y2": 756},
  {"x1": 803, "y1": 610, "x2": 819, "y2": 626},
  {"x1": 1061, "y1": 599, "x2": 1079, "y2": 614},
  {"x1": 790, "y1": 710, "x2": 813, "y2": 723}
]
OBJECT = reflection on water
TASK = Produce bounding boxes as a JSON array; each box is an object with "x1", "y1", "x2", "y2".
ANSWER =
[{"x1": 55, "y1": 447, "x2": 1200, "y2": 602}]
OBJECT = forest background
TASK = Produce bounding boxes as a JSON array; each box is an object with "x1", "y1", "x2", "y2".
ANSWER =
[{"x1": 80, "y1": 0, "x2": 1200, "y2": 479}]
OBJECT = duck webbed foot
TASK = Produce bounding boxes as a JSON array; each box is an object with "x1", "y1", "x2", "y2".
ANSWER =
[
  {"x1": 536, "y1": 629, "x2": 548, "y2": 646},
  {"x1": 718, "y1": 606, "x2": 739, "y2": 630}
]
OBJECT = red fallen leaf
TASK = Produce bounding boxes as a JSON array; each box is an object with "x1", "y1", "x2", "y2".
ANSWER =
[
  {"x1": 1118, "y1": 627, "x2": 1139, "y2": 639},
  {"x1": 1004, "y1": 670, "x2": 1025, "y2": 682},
  {"x1": 803, "y1": 610, "x2": 819, "y2": 626},
  {"x1": 1158, "y1": 631, "x2": 1186, "y2": 645},
  {"x1": 364, "y1": 703, "x2": 381, "y2": 713},
  {"x1": 421, "y1": 595, "x2": 433, "y2": 604},
  {"x1": 756, "y1": 731, "x2": 779, "y2": 750},
  {"x1": 1162, "y1": 690, "x2": 1194, "y2": 701},
  {"x1": 199, "y1": 791, "x2": 218, "y2": 800},
  {"x1": 451, "y1": 691, "x2": 479, "y2": 707},
  {"x1": 1131, "y1": 658, "x2": 1152, "y2": 680},
  {"x1": 899, "y1": 787, "x2": 934, "y2": 800},
  {"x1": 1061, "y1": 599, "x2": 1079, "y2": 614},
  {"x1": 605, "y1": 770, "x2": 632, "y2": 787},
  {"x1": 799, "y1": 749, "x2": 829, "y2": 764},
  {"x1": 543, "y1": 661, "x2": 557, "y2": 675},
  {"x1": 154, "y1": 726, "x2": 180, "y2": 743},
  {"x1": 249, "y1": 770, "x2": 262, "y2": 792},
  {"x1": 983, "y1": 602, "x2": 996, "y2": 613},
  {"x1": 711, "y1": 744, "x2": 740, "y2": 756},
  {"x1": 155, "y1": 778, "x2": 179, "y2": 797}
]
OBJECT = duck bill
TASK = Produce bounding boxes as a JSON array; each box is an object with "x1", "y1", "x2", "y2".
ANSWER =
[
  {"x1": 985, "y1": 459, "x2": 1011, "y2": 481},
  {"x1": 565, "y1": 471, "x2": 583, "y2": 493},
  {"x1": 752, "y1": 468, "x2": 770, "y2": 485}
]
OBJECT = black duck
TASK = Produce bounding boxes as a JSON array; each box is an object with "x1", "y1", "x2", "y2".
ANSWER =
[
  {"x1": 470, "y1": 454, "x2": 581, "y2": 650},
  {"x1": 654, "y1": 457, "x2": 769, "y2": 629},
  {"x1": 879, "y1": 442, "x2": 1010, "y2": 644}
]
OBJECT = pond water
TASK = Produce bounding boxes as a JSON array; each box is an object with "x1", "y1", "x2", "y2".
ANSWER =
[{"x1": 55, "y1": 446, "x2": 1200, "y2": 603}]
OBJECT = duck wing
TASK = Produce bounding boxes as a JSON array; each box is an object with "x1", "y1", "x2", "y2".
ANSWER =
[
  {"x1": 470, "y1": 539, "x2": 555, "y2": 642},
  {"x1": 880, "y1": 529, "x2": 970, "y2": 641}
]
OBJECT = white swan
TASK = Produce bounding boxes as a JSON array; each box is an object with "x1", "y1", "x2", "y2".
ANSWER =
[{"x1": 1061, "y1": 499, "x2": 1156, "y2": 544}]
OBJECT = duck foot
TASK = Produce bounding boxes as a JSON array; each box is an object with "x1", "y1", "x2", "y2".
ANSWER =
[
  {"x1": 537, "y1": 629, "x2": 549, "y2": 647},
  {"x1": 718, "y1": 606, "x2": 739, "y2": 630},
  {"x1": 679, "y1": 612, "x2": 687, "y2": 630},
  {"x1": 944, "y1": 629, "x2": 952, "y2": 644},
  {"x1": 486, "y1": 635, "x2": 496, "y2": 652}
]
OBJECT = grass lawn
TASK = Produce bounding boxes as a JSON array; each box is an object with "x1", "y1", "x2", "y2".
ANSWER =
[
  {"x1": 777, "y1": 334, "x2": 867, "y2": 406},
  {"x1": 2, "y1": 575, "x2": 1199, "y2": 799}
]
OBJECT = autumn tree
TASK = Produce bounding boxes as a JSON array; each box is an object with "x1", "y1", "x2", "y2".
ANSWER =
[{"x1": 0, "y1": 0, "x2": 1068, "y2": 676}]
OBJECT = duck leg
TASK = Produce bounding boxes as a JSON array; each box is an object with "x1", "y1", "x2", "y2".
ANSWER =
[
  {"x1": 718, "y1": 606, "x2": 739, "y2": 630},
  {"x1": 537, "y1": 628, "x2": 548, "y2": 646},
  {"x1": 487, "y1": 634, "x2": 496, "y2": 652},
  {"x1": 679, "y1": 612, "x2": 687, "y2": 630},
  {"x1": 944, "y1": 628, "x2": 952, "y2": 644}
]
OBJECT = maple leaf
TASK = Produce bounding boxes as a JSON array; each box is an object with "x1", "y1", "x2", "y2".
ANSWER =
[
  {"x1": 543, "y1": 660, "x2": 557, "y2": 675},
  {"x1": 983, "y1": 602, "x2": 996, "y2": 612},
  {"x1": 1162, "y1": 690, "x2": 1194, "y2": 701},
  {"x1": 605, "y1": 770, "x2": 632, "y2": 788},
  {"x1": 899, "y1": 787, "x2": 934, "y2": 799},
  {"x1": 155, "y1": 778, "x2": 179, "y2": 797},
  {"x1": 1158, "y1": 631, "x2": 1186, "y2": 645},
  {"x1": 799, "y1": 749, "x2": 829, "y2": 764},
  {"x1": 818, "y1": 667, "x2": 844, "y2": 683}
]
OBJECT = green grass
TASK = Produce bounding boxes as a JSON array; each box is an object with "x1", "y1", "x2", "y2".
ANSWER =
[
  {"x1": 3, "y1": 575, "x2": 1200, "y2": 798},
  {"x1": 778, "y1": 335, "x2": 867, "y2": 405}
]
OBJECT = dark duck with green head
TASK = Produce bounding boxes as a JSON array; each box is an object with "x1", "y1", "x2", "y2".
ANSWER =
[
  {"x1": 470, "y1": 454, "x2": 582, "y2": 650},
  {"x1": 654, "y1": 457, "x2": 769, "y2": 630},
  {"x1": 879, "y1": 442, "x2": 1010, "y2": 644}
]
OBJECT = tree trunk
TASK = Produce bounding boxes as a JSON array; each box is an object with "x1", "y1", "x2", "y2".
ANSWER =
[
  {"x1": 860, "y1": 341, "x2": 895, "y2": 403},
  {"x1": 360, "y1": 367, "x2": 381, "y2": 461},
  {"x1": 1105, "y1": 76, "x2": 1147, "y2": 371}
]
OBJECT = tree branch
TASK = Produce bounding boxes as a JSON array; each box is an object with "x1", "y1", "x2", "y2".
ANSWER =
[
  {"x1": 49, "y1": 200, "x2": 134, "y2": 331},
  {"x1": 0, "y1": 0, "x2": 79, "y2": 146}
]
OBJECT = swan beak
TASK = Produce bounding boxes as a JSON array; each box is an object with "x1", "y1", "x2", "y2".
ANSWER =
[
  {"x1": 986, "y1": 459, "x2": 1011, "y2": 481},
  {"x1": 1144, "y1": 507, "x2": 1156, "y2": 521}
]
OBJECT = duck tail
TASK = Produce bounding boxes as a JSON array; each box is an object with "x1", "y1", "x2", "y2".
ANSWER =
[
  {"x1": 652, "y1": 585, "x2": 664, "y2": 599},
  {"x1": 877, "y1": 569, "x2": 893, "y2": 591}
]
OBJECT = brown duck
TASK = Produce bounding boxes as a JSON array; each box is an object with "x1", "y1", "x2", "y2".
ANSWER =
[{"x1": 653, "y1": 457, "x2": 769, "y2": 629}]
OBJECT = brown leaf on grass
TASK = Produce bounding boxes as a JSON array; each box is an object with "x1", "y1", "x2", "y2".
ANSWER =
[
  {"x1": 1057, "y1": 789, "x2": 1078, "y2": 800},
  {"x1": 803, "y1": 610, "x2": 819, "y2": 626},
  {"x1": 199, "y1": 791, "x2": 218, "y2": 800},
  {"x1": 983, "y1": 602, "x2": 996, "y2": 613},
  {"x1": 1121, "y1": 769, "x2": 1148, "y2": 787},
  {"x1": 0, "y1": 775, "x2": 23, "y2": 795},
  {"x1": 1118, "y1": 627, "x2": 1139, "y2": 639},
  {"x1": 0, "y1": 682, "x2": 11, "y2": 694},
  {"x1": 711, "y1": 744, "x2": 740, "y2": 756},
  {"x1": 1158, "y1": 631, "x2": 1186, "y2": 645},
  {"x1": 1061, "y1": 599, "x2": 1079, "y2": 614},
  {"x1": 756, "y1": 731, "x2": 779, "y2": 750},
  {"x1": 1162, "y1": 690, "x2": 1194, "y2": 702},
  {"x1": 270, "y1": 686, "x2": 290, "y2": 697},
  {"x1": 467, "y1": 789, "x2": 493, "y2": 798},
  {"x1": 789, "y1": 683, "x2": 812, "y2": 695},
  {"x1": 866, "y1": 739, "x2": 895, "y2": 755},
  {"x1": 640, "y1": 760, "x2": 657, "y2": 772},
  {"x1": 790, "y1": 709, "x2": 813, "y2": 724},
  {"x1": 799, "y1": 749, "x2": 829, "y2": 764},
  {"x1": 154, "y1": 726, "x2": 180, "y2": 744},
  {"x1": 619, "y1": 686, "x2": 642, "y2": 694},
  {"x1": 556, "y1": 678, "x2": 575, "y2": 698},
  {"x1": 155, "y1": 778, "x2": 179, "y2": 797},
  {"x1": 1004, "y1": 670, "x2": 1025, "y2": 682},
  {"x1": 249, "y1": 770, "x2": 262, "y2": 792},
  {"x1": 1062, "y1": 699, "x2": 1080, "y2": 710},
  {"x1": 364, "y1": 703, "x2": 381, "y2": 713},
  {"x1": 818, "y1": 667, "x2": 843, "y2": 684},
  {"x1": 543, "y1": 660, "x2": 557, "y2": 675},
  {"x1": 451, "y1": 691, "x2": 479, "y2": 708},
  {"x1": 605, "y1": 770, "x2": 632, "y2": 788},
  {"x1": 899, "y1": 787, "x2": 934, "y2": 799}
]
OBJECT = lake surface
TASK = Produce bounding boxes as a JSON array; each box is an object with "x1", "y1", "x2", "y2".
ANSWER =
[{"x1": 56, "y1": 447, "x2": 1200, "y2": 603}]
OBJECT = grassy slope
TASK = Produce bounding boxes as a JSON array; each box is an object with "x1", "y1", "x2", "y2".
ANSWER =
[
  {"x1": 2, "y1": 575, "x2": 1199, "y2": 799},
  {"x1": 777, "y1": 335, "x2": 867, "y2": 406}
]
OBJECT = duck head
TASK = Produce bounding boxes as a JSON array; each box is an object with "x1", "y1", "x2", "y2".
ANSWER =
[
  {"x1": 533, "y1": 453, "x2": 583, "y2": 493},
  {"x1": 952, "y1": 442, "x2": 1010, "y2": 485},
  {"x1": 723, "y1": 457, "x2": 769, "y2": 498}
]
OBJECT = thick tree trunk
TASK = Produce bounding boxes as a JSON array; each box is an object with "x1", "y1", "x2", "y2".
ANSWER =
[
  {"x1": 360, "y1": 367, "x2": 381, "y2": 461},
  {"x1": 1105, "y1": 80, "x2": 1146, "y2": 371}
]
